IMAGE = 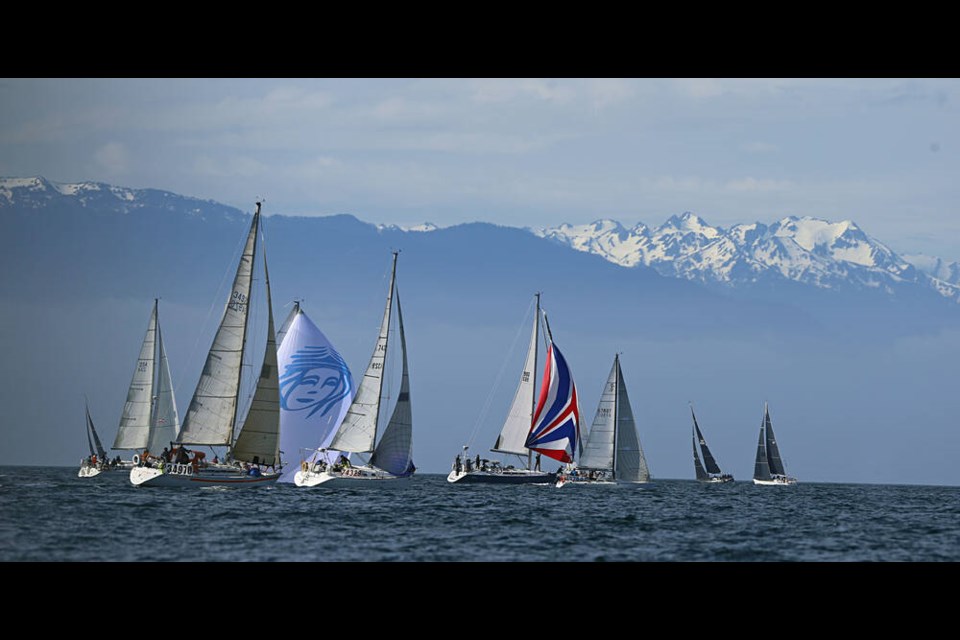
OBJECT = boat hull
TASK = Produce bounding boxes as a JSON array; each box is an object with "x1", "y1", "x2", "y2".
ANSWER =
[
  {"x1": 753, "y1": 477, "x2": 797, "y2": 486},
  {"x1": 130, "y1": 464, "x2": 279, "y2": 488},
  {"x1": 447, "y1": 469, "x2": 556, "y2": 484},
  {"x1": 78, "y1": 466, "x2": 102, "y2": 478},
  {"x1": 699, "y1": 475, "x2": 735, "y2": 484},
  {"x1": 294, "y1": 466, "x2": 412, "y2": 488}
]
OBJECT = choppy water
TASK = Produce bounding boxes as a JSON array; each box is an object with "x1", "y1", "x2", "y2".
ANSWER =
[{"x1": 1, "y1": 466, "x2": 957, "y2": 562}]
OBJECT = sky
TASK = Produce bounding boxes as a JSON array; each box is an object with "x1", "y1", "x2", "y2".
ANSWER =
[{"x1": 1, "y1": 77, "x2": 958, "y2": 260}]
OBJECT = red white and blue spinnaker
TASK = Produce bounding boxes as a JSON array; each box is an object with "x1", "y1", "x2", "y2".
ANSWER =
[{"x1": 525, "y1": 341, "x2": 580, "y2": 463}]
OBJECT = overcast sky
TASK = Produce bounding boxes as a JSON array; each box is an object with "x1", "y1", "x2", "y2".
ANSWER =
[{"x1": 2, "y1": 77, "x2": 957, "y2": 259}]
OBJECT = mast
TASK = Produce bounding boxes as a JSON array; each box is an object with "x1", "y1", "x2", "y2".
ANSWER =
[
  {"x1": 612, "y1": 353, "x2": 619, "y2": 477},
  {"x1": 529, "y1": 292, "x2": 540, "y2": 471}
]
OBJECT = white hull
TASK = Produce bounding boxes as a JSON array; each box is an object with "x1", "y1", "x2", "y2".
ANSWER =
[
  {"x1": 753, "y1": 477, "x2": 798, "y2": 486},
  {"x1": 78, "y1": 466, "x2": 102, "y2": 478},
  {"x1": 446, "y1": 468, "x2": 555, "y2": 484},
  {"x1": 294, "y1": 465, "x2": 412, "y2": 488},
  {"x1": 698, "y1": 476, "x2": 735, "y2": 484},
  {"x1": 130, "y1": 464, "x2": 279, "y2": 488}
]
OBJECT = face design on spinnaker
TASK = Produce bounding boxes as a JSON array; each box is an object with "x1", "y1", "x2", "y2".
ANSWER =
[{"x1": 280, "y1": 346, "x2": 353, "y2": 418}]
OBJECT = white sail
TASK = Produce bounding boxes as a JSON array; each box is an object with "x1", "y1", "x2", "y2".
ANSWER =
[
  {"x1": 147, "y1": 306, "x2": 180, "y2": 453},
  {"x1": 113, "y1": 301, "x2": 158, "y2": 450},
  {"x1": 612, "y1": 358, "x2": 649, "y2": 482},
  {"x1": 276, "y1": 301, "x2": 300, "y2": 348},
  {"x1": 178, "y1": 207, "x2": 259, "y2": 446},
  {"x1": 231, "y1": 248, "x2": 281, "y2": 466},
  {"x1": 369, "y1": 288, "x2": 414, "y2": 476},
  {"x1": 328, "y1": 253, "x2": 397, "y2": 453},
  {"x1": 578, "y1": 357, "x2": 618, "y2": 471},
  {"x1": 276, "y1": 304, "x2": 355, "y2": 483},
  {"x1": 492, "y1": 296, "x2": 539, "y2": 456}
]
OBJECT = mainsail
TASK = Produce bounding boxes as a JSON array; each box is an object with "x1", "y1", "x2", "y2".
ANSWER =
[
  {"x1": 276, "y1": 303, "x2": 355, "y2": 483},
  {"x1": 578, "y1": 357, "x2": 617, "y2": 471},
  {"x1": 85, "y1": 402, "x2": 107, "y2": 461},
  {"x1": 328, "y1": 252, "x2": 397, "y2": 454},
  {"x1": 178, "y1": 205, "x2": 260, "y2": 446},
  {"x1": 368, "y1": 288, "x2": 415, "y2": 476},
  {"x1": 492, "y1": 295, "x2": 540, "y2": 457},
  {"x1": 691, "y1": 405, "x2": 721, "y2": 476},
  {"x1": 113, "y1": 301, "x2": 159, "y2": 450},
  {"x1": 763, "y1": 403, "x2": 787, "y2": 477},
  {"x1": 753, "y1": 407, "x2": 772, "y2": 481},
  {"x1": 524, "y1": 312, "x2": 580, "y2": 463},
  {"x1": 113, "y1": 299, "x2": 179, "y2": 452},
  {"x1": 148, "y1": 309, "x2": 180, "y2": 453}
]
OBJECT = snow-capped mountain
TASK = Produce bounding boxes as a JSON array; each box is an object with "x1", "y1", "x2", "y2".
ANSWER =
[
  {"x1": 376, "y1": 221, "x2": 440, "y2": 233},
  {"x1": 533, "y1": 212, "x2": 960, "y2": 303},
  {"x1": 903, "y1": 253, "x2": 960, "y2": 287}
]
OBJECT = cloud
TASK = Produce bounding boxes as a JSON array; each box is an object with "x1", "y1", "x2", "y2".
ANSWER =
[
  {"x1": 94, "y1": 142, "x2": 129, "y2": 175},
  {"x1": 469, "y1": 78, "x2": 576, "y2": 104}
]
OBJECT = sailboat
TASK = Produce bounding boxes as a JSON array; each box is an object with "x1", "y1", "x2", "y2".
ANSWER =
[
  {"x1": 555, "y1": 354, "x2": 650, "y2": 488},
  {"x1": 130, "y1": 202, "x2": 281, "y2": 488},
  {"x1": 690, "y1": 404, "x2": 733, "y2": 483},
  {"x1": 78, "y1": 401, "x2": 110, "y2": 478},
  {"x1": 109, "y1": 299, "x2": 180, "y2": 473},
  {"x1": 752, "y1": 402, "x2": 797, "y2": 486},
  {"x1": 275, "y1": 301, "x2": 355, "y2": 484},
  {"x1": 447, "y1": 293, "x2": 577, "y2": 485},
  {"x1": 293, "y1": 251, "x2": 415, "y2": 487}
]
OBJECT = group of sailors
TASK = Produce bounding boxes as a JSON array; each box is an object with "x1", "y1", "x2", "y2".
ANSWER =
[{"x1": 80, "y1": 454, "x2": 123, "y2": 470}]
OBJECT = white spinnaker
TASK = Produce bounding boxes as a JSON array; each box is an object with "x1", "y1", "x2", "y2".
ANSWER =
[{"x1": 276, "y1": 307, "x2": 355, "y2": 483}]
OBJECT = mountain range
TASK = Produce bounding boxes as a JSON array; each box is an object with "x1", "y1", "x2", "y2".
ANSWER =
[{"x1": 2, "y1": 176, "x2": 959, "y2": 486}]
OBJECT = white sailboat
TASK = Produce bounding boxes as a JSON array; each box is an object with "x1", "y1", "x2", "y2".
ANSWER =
[
  {"x1": 752, "y1": 402, "x2": 797, "y2": 486},
  {"x1": 111, "y1": 298, "x2": 180, "y2": 467},
  {"x1": 555, "y1": 353, "x2": 650, "y2": 488},
  {"x1": 130, "y1": 202, "x2": 282, "y2": 488},
  {"x1": 293, "y1": 251, "x2": 415, "y2": 487},
  {"x1": 448, "y1": 293, "x2": 579, "y2": 485}
]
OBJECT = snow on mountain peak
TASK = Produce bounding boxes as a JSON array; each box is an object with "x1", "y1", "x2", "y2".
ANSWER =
[{"x1": 535, "y1": 212, "x2": 957, "y2": 302}]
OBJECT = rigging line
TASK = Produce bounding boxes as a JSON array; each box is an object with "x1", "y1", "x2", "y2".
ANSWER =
[
  {"x1": 463, "y1": 295, "x2": 536, "y2": 451},
  {"x1": 172, "y1": 210, "x2": 252, "y2": 402}
]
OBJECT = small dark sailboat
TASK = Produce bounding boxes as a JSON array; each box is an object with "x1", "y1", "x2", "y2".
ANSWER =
[{"x1": 690, "y1": 404, "x2": 733, "y2": 483}]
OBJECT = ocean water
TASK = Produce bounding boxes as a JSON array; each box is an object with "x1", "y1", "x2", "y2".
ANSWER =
[{"x1": 1, "y1": 465, "x2": 957, "y2": 562}]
